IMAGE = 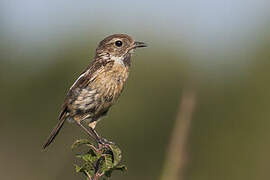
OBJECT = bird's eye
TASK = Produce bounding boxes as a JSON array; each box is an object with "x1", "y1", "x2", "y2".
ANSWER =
[{"x1": 115, "y1": 40, "x2": 123, "y2": 47}]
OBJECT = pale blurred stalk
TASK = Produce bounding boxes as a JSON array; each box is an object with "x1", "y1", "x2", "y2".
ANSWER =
[{"x1": 160, "y1": 89, "x2": 196, "y2": 180}]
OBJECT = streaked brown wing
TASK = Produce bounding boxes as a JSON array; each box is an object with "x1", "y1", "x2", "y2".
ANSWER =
[{"x1": 58, "y1": 58, "x2": 108, "y2": 120}]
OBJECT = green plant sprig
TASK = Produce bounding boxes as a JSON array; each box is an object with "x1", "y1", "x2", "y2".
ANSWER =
[{"x1": 72, "y1": 139, "x2": 127, "y2": 180}]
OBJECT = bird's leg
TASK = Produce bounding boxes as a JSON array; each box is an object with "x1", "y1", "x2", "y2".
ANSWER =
[
  {"x1": 88, "y1": 121, "x2": 115, "y2": 145},
  {"x1": 76, "y1": 121, "x2": 114, "y2": 145},
  {"x1": 76, "y1": 121, "x2": 100, "y2": 144}
]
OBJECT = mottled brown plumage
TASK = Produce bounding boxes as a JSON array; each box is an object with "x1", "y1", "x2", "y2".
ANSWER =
[{"x1": 43, "y1": 34, "x2": 146, "y2": 149}]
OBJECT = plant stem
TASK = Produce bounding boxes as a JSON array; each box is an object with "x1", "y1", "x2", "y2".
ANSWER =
[{"x1": 160, "y1": 89, "x2": 196, "y2": 180}]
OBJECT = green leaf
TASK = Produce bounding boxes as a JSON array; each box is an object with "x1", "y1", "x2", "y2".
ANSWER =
[
  {"x1": 114, "y1": 165, "x2": 127, "y2": 172},
  {"x1": 74, "y1": 164, "x2": 82, "y2": 173},
  {"x1": 87, "y1": 148, "x2": 97, "y2": 156},
  {"x1": 109, "y1": 144, "x2": 122, "y2": 166},
  {"x1": 74, "y1": 163, "x2": 95, "y2": 177},
  {"x1": 71, "y1": 139, "x2": 91, "y2": 149},
  {"x1": 104, "y1": 154, "x2": 114, "y2": 169},
  {"x1": 103, "y1": 165, "x2": 127, "y2": 177},
  {"x1": 95, "y1": 156, "x2": 105, "y2": 174},
  {"x1": 104, "y1": 169, "x2": 113, "y2": 177},
  {"x1": 77, "y1": 153, "x2": 97, "y2": 163}
]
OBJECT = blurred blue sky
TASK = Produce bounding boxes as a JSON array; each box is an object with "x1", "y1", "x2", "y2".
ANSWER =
[{"x1": 1, "y1": 0, "x2": 270, "y2": 64}]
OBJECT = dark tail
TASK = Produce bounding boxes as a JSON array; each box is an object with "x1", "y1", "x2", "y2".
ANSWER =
[{"x1": 42, "y1": 116, "x2": 66, "y2": 150}]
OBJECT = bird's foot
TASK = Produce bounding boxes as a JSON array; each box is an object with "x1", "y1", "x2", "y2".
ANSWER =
[{"x1": 98, "y1": 137, "x2": 115, "y2": 146}]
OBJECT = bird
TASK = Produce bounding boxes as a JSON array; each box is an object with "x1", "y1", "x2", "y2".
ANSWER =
[{"x1": 43, "y1": 34, "x2": 147, "y2": 149}]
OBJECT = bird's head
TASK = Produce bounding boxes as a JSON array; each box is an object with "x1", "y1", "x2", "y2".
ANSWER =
[{"x1": 95, "y1": 34, "x2": 147, "y2": 65}]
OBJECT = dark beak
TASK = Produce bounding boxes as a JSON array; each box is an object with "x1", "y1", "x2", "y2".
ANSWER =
[{"x1": 134, "y1": 41, "x2": 147, "y2": 48}]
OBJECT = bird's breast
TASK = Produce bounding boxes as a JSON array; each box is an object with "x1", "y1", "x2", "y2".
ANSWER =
[
  {"x1": 88, "y1": 62, "x2": 129, "y2": 114},
  {"x1": 94, "y1": 62, "x2": 129, "y2": 101}
]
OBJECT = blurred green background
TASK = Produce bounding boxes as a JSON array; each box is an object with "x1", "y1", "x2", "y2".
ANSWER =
[{"x1": 1, "y1": 1, "x2": 270, "y2": 180}]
